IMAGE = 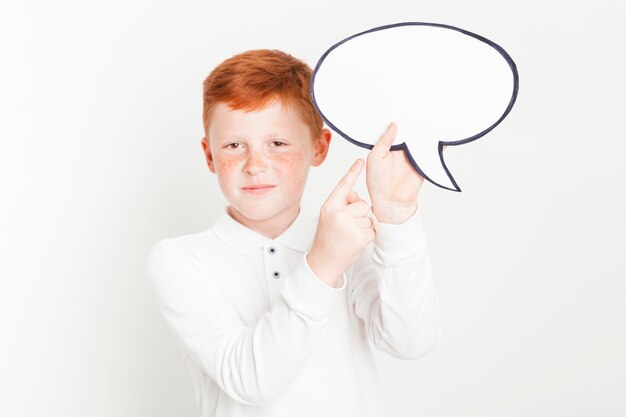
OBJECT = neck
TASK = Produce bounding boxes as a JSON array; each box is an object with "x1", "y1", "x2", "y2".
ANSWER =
[{"x1": 227, "y1": 204, "x2": 300, "y2": 239}]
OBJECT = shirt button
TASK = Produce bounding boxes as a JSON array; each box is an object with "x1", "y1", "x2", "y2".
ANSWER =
[
  {"x1": 268, "y1": 247, "x2": 277, "y2": 255},
  {"x1": 272, "y1": 271, "x2": 281, "y2": 279}
]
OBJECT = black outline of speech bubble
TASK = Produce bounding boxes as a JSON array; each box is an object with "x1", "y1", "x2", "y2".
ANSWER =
[{"x1": 310, "y1": 21, "x2": 519, "y2": 192}]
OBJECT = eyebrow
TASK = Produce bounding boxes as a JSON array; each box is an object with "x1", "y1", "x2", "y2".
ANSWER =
[
  {"x1": 215, "y1": 135, "x2": 246, "y2": 143},
  {"x1": 266, "y1": 133, "x2": 288, "y2": 140}
]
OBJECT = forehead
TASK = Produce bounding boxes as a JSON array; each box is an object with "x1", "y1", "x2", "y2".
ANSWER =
[{"x1": 208, "y1": 100, "x2": 309, "y2": 136}]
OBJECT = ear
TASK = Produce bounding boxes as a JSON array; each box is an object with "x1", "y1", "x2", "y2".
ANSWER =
[
  {"x1": 311, "y1": 128, "x2": 332, "y2": 167},
  {"x1": 201, "y1": 137, "x2": 217, "y2": 173}
]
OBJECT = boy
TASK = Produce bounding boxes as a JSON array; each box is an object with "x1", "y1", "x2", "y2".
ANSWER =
[{"x1": 146, "y1": 49, "x2": 440, "y2": 417}]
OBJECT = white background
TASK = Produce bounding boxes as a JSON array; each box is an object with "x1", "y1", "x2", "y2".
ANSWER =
[{"x1": 1, "y1": 0, "x2": 624, "y2": 416}]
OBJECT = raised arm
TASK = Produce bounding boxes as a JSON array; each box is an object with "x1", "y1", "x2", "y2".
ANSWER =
[
  {"x1": 348, "y1": 211, "x2": 440, "y2": 359},
  {"x1": 347, "y1": 121, "x2": 440, "y2": 359}
]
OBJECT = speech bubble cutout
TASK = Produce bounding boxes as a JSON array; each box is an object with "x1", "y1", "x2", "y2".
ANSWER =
[{"x1": 311, "y1": 22, "x2": 519, "y2": 191}]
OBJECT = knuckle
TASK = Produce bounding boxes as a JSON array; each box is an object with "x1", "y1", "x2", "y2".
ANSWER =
[{"x1": 357, "y1": 202, "x2": 370, "y2": 215}]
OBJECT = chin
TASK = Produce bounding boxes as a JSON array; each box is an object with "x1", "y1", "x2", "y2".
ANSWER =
[
  {"x1": 230, "y1": 199, "x2": 298, "y2": 223},
  {"x1": 231, "y1": 203, "x2": 280, "y2": 221}
]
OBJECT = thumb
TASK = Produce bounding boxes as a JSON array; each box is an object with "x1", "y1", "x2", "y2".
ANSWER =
[{"x1": 327, "y1": 159, "x2": 364, "y2": 205}]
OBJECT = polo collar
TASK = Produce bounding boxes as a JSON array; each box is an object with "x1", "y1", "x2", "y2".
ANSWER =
[{"x1": 212, "y1": 207, "x2": 317, "y2": 256}]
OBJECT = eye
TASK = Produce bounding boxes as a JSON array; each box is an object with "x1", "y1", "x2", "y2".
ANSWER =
[
  {"x1": 225, "y1": 142, "x2": 241, "y2": 150},
  {"x1": 271, "y1": 140, "x2": 287, "y2": 147}
]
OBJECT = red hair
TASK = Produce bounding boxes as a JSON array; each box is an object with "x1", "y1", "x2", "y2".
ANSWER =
[{"x1": 202, "y1": 49, "x2": 323, "y2": 138}]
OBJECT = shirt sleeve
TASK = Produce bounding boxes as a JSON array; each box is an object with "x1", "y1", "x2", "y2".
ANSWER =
[
  {"x1": 145, "y1": 242, "x2": 346, "y2": 406},
  {"x1": 347, "y1": 208, "x2": 441, "y2": 360}
]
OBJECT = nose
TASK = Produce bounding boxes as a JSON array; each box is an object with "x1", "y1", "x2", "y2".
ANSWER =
[{"x1": 243, "y1": 151, "x2": 268, "y2": 175}]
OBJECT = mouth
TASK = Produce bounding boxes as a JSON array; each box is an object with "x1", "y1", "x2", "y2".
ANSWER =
[{"x1": 241, "y1": 184, "x2": 276, "y2": 195}]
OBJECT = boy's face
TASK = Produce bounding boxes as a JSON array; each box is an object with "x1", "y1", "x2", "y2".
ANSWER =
[{"x1": 202, "y1": 99, "x2": 331, "y2": 231}]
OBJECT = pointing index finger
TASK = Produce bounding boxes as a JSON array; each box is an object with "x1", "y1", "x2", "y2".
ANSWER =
[{"x1": 328, "y1": 159, "x2": 364, "y2": 203}]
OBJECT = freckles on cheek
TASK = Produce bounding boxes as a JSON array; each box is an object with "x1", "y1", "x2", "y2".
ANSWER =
[
  {"x1": 274, "y1": 153, "x2": 309, "y2": 187},
  {"x1": 215, "y1": 155, "x2": 240, "y2": 176}
]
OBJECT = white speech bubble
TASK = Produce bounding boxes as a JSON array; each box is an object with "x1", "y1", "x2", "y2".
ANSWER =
[{"x1": 311, "y1": 22, "x2": 519, "y2": 191}]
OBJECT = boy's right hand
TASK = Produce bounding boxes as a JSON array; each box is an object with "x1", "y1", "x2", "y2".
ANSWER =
[{"x1": 306, "y1": 159, "x2": 375, "y2": 288}]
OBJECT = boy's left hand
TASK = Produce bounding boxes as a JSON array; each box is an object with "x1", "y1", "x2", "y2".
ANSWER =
[{"x1": 366, "y1": 122, "x2": 423, "y2": 224}]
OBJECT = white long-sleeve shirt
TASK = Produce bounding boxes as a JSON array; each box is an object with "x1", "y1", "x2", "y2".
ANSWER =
[{"x1": 145, "y1": 206, "x2": 440, "y2": 417}]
